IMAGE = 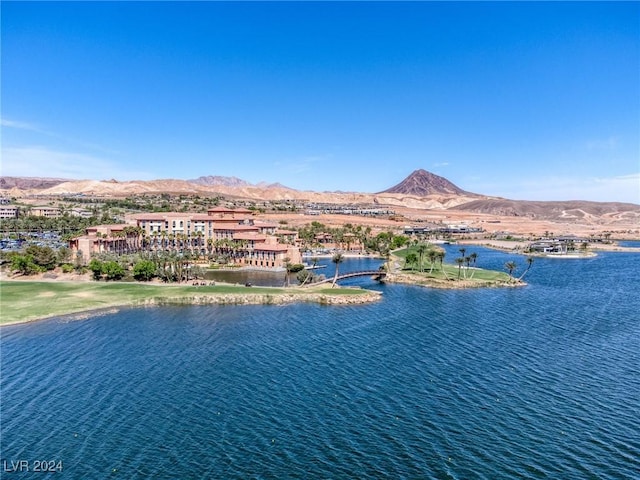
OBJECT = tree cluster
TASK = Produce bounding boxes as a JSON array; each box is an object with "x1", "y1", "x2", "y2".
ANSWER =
[{"x1": 7, "y1": 245, "x2": 72, "y2": 276}]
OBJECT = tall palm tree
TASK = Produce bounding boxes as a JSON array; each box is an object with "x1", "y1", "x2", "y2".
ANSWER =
[
  {"x1": 196, "y1": 231, "x2": 205, "y2": 260},
  {"x1": 437, "y1": 251, "x2": 448, "y2": 279},
  {"x1": 518, "y1": 257, "x2": 534, "y2": 281},
  {"x1": 331, "y1": 252, "x2": 344, "y2": 288},
  {"x1": 468, "y1": 252, "x2": 478, "y2": 279},
  {"x1": 427, "y1": 250, "x2": 438, "y2": 274},
  {"x1": 455, "y1": 257, "x2": 464, "y2": 280},
  {"x1": 283, "y1": 256, "x2": 291, "y2": 286},
  {"x1": 206, "y1": 238, "x2": 214, "y2": 259},
  {"x1": 416, "y1": 243, "x2": 428, "y2": 273},
  {"x1": 505, "y1": 261, "x2": 517, "y2": 281}
]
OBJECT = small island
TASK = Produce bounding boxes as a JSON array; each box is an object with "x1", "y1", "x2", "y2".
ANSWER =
[{"x1": 384, "y1": 244, "x2": 527, "y2": 289}]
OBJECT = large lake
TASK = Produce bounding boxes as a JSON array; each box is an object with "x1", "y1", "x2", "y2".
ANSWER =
[{"x1": 2, "y1": 246, "x2": 639, "y2": 478}]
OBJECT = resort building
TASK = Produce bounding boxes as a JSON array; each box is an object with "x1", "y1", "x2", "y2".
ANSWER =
[
  {"x1": 69, "y1": 224, "x2": 139, "y2": 261},
  {"x1": 0, "y1": 205, "x2": 19, "y2": 219},
  {"x1": 30, "y1": 206, "x2": 62, "y2": 218},
  {"x1": 69, "y1": 207, "x2": 301, "y2": 268}
]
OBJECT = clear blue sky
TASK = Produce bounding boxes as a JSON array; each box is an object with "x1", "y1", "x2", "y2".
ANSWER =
[{"x1": 2, "y1": 1, "x2": 639, "y2": 203}]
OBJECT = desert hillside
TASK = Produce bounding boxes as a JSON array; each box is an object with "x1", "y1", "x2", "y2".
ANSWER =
[{"x1": 1, "y1": 171, "x2": 638, "y2": 237}]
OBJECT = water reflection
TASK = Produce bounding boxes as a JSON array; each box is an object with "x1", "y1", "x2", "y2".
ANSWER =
[
  {"x1": 204, "y1": 268, "x2": 287, "y2": 287},
  {"x1": 203, "y1": 257, "x2": 383, "y2": 287}
]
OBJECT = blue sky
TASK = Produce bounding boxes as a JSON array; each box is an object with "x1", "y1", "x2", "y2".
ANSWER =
[{"x1": 2, "y1": 1, "x2": 638, "y2": 203}]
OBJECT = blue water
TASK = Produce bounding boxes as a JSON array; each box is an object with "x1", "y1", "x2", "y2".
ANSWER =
[
  {"x1": 618, "y1": 240, "x2": 640, "y2": 249},
  {"x1": 205, "y1": 256, "x2": 382, "y2": 287},
  {"x1": 2, "y1": 250, "x2": 639, "y2": 478}
]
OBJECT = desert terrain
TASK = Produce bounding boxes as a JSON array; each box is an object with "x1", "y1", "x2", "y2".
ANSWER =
[{"x1": 2, "y1": 170, "x2": 638, "y2": 239}]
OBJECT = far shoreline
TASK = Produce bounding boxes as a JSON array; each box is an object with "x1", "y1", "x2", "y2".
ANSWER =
[{"x1": 455, "y1": 239, "x2": 640, "y2": 256}]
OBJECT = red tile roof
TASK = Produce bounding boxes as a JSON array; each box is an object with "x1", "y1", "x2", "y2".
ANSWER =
[
  {"x1": 232, "y1": 233, "x2": 267, "y2": 241},
  {"x1": 254, "y1": 244, "x2": 290, "y2": 252},
  {"x1": 254, "y1": 221, "x2": 279, "y2": 228}
]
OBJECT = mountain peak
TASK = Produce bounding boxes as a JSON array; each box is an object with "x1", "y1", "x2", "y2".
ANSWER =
[
  {"x1": 379, "y1": 169, "x2": 469, "y2": 196},
  {"x1": 189, "y1": 175, "x2": 251, "y2": 187}
]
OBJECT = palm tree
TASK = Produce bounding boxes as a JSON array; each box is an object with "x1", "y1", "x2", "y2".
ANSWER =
[
  {"x1": 427, "y1": 250, "x2": 438, "y2": 274},
  {"x1": 468, "y1": 252, "x2": 478, "y2": 279},
  {"x1": 505, "y1": 261, "x2": 517, "y2": 281},
  {"x1": 455, "y1": 257, "x2": 464, "y2": 280},
  {"x1": 196, "y1": 231, "x2": 205, "y2": 259},
  {"x1": 437, "y1": 251, "x2": 448, "y2": 279},
  {"x1": 331, "y1": 252, "x2": 344, "y2": 288},
  {"x1": 283, "y1": 256, "x2": 291, "y2": 286},
  {"x1": 518, "y1": 257, "x2": 534, "y2": 281},
  {"x1": 206, "y1": 238, "x2": 214, "y2": 259},
  {"x1": 416, "y1": 243, "x2": 428, "y2": 273}
]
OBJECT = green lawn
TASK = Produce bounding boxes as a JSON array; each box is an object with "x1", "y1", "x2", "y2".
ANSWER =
[{"x1": 0, "y1": 281, "x2": 372, "y2": 325}]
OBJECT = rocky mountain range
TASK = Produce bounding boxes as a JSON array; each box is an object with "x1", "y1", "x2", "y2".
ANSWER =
[
  {"x1": 1, "y1": 170, "x2": 638, "y2": 223},
  {"x1": 189, "y1": 175, "x2": 252, "y2": 188},
  {"x1": 0, "y1": 176, "x2": 70, "y2": 190},
  {"x1": 189, "y1": 175, "x2": 293, "y2": 190}
]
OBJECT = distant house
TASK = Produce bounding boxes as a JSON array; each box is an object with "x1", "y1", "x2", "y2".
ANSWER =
[
  {"x1": 69, "y1": 208, "x2": 93, "y2": 218},
  {"x1": 527, "y1": 240, "x2": 564, "y2": 254},
  {"x1": 404, "y1": 224, "x2": 483, "y2": 236}
]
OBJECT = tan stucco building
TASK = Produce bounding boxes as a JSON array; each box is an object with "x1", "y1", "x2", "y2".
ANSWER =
[{"x1": 69, "y1": 207, "x2": 301, "y2": 268}]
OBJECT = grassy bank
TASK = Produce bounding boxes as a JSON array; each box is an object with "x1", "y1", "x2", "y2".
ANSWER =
[{"x1": 0, "y1": 281, "x2": 379, "y2": 326}]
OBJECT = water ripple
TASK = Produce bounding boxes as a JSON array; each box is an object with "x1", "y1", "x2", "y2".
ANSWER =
[{"x1": 1, "y1": 252, "x2": 639, "y2": 478}]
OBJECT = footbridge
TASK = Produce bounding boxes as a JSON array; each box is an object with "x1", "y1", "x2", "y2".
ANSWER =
[{"x1": 310, "y1": 270, "x2": 386, "y2": 285}]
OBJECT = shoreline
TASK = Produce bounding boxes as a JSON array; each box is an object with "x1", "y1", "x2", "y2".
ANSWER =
[
  {"x1": 384, "y1": 272, "x2": 526, "y2": 289},
  {"x1": 0, "y1": 279, "x2": 381, "y2": 327},
  {"x1": 456, "y1": 239, "x2": 640, "y2": 256}
]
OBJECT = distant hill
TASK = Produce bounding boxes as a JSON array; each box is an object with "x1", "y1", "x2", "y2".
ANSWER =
[
  {"x1": 255, "y1": 181, "x2": 293, "y2": 190},
  {"x1": 188, "y1": 175, "x2": 251, "y2": 187},
  {"x1": 379, "y1": 169, "x2": 472, "y2": 196},
  {"x1": 449, "y1": 198, "x2": 640, "y2": 221},
  {"x1": 0, "y1": 176, "x2": 70, "y2": 190},
  {"x1": 1, "y1": 173, "x2": 637, "y2": 223},
  {"x1": 189, "y1": 176, "x2": 294, "y2": 191}
]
